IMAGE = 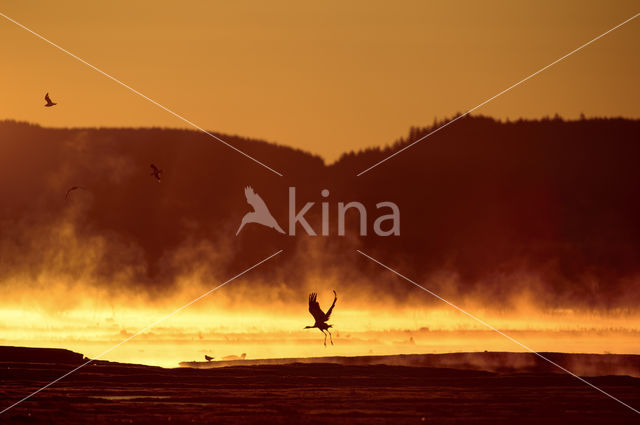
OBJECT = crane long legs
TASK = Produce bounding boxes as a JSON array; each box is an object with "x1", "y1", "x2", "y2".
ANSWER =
[{"x1": 320, "y1": 329, "x2": 334, "y2": 347}]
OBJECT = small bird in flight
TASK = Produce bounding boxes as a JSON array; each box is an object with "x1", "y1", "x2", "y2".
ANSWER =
[
  {"x1": 204, "y1": 355, "x2": 213, "y2": 362},
  {"x1": 44, "y1": 93, "x2": 57, "y2": 107},
  {"x1": 65, "y1": 186, "x2": 86, "y2": 200},
  {"x1": 305, "y1": 290, "x2": 337, "y2": 347},
  {"x1": 150, "y1": 163, "x2": 163, "y2": 182}
]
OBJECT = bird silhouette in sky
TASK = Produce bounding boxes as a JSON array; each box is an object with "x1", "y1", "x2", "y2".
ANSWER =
[
  {"x1": 150, "y1": 164, "x2": 163, "y2": 182},
  {"x1": 204, "y1": 355, "x2": 213, "y2": 362},
  {"x1": 305, "y1": 290, "x2": 337, "y2": 347},
  {"x1": 65, "y1": 186, "x2": 86, "y2": 200},
  {"x1": 236, "y1": 186, "x2": 285, "y2": 235},
  {"x1": 44, "y1": 93, "x2": 57, "y2": 107}
]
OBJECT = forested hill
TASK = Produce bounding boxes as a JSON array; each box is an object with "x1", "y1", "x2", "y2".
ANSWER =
[{"x1": 1, "y1": 116, "x2": 639, "y2": 310}]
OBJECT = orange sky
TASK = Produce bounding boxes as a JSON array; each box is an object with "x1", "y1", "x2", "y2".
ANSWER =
[{"x1": 1, "y1": 1, "x2": 638, "y2": 162}]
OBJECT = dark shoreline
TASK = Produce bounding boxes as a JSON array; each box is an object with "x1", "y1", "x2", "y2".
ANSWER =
[
  {"x1": 2, "y1": 345, "x2": 639, "y2": 378},
  {"x1": 2, "y1": 349, "x2": 639, "y2": 424}
]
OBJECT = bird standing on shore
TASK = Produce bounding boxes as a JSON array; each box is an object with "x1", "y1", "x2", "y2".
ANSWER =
[{"x1": 305, "y1": 290, "x2": 337, "y2": 347}]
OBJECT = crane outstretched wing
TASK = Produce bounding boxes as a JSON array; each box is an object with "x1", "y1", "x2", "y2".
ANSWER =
[
  {"x1": 45, "y1": 93, "x2": 51, "y2": 103},
  {"x1": 324, "y1": 290, "x2": 337, "y2": 321},
  {"x1": 308, "y1": 293, "x2": 326, "y2": 323},
  {"x1": 244, "y1": 186, "x2": 269, "y2": 213}
]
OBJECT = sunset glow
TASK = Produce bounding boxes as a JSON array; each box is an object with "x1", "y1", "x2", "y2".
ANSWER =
[{"x1": 1, "y1": 3, "x2": 640, "y2": 422}]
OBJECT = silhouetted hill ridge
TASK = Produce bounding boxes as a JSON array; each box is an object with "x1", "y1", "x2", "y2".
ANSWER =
[{"x1": 0, "y1": 116, "x2": 639, "y2": 311}]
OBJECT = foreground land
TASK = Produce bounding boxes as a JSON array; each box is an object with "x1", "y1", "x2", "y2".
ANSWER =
[{"x1": 1, "y1": 348, "x2": 640, "y2": 424}]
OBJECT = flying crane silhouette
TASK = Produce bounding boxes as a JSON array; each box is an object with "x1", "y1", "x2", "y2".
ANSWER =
[
  {"x1": 150, "y1": 163, "x2": 163, "y2": 182},
  {"x1": 305, "y1": 290, "x2": 337, "y2": 347},
  {"x1": 44, "y1": 92, "x2": 57, "y2": 107},
  {"x1": 65, "y1": 186, "x2": 86, "y2": 200},
  {"x1": 236, "y1": 186, "x2": 285, "y2": 235}
]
